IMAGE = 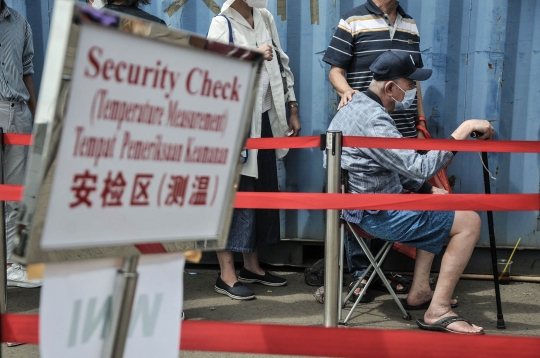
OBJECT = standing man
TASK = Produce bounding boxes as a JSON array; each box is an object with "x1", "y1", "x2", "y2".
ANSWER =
[
  {"x1": 324, "y1": 0, "x2": 426, "y2": 135},
  {"x1": 323, "y1": 0, "x2": 428, "y2": 300},
  {"x1": 0, "y1": 0, "x2": 40, "y2": 287}
]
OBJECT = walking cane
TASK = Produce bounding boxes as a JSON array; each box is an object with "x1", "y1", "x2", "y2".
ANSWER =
[{"x1": 480, "y1": 152, "x2": 506, "y2": 329}]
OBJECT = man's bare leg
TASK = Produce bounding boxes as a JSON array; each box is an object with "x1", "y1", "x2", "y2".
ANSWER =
[
  {"x1": 217, "y1": 250, "x2": 237, "y2": 286},
  {"x1": 405, "y1": 249, "x2": 459, "y2": 306},
  {"x1": 406, "y1": 248, "x2": 435, "y2": 303},
  {"x1": 424, "y1": 210, "x2": 483, "y2": 333}
]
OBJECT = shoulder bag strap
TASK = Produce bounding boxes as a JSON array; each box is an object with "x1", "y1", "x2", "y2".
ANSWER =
[
  {"x1": 218, "y1": 14, "x2": 234, "y2": 44},
  {"x1": 260, "y1": 10, "x2": 285, "y2": 74}
]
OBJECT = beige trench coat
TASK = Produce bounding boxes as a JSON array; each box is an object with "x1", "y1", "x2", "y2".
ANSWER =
[{"x1": 207, "y1": 5, "x2": 296, "y2": 178}]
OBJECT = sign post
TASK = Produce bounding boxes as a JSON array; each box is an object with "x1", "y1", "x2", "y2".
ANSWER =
[
  {"x1": 103, "y1": 255, "x2": 139, "y2": 358},
  {"x1": 12, "y1": 2, "x2": 264, "y2": 356}
]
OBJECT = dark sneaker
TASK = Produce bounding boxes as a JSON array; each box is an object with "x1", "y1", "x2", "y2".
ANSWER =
[
  {"x1": 214, "y1": 276, "x2": 255, "y2": 300},
  {"x1": 238, "y1": 267, "x2": 287, "y2": 287}
]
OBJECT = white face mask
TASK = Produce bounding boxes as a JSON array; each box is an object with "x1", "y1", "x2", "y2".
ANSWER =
[
  {"x1": 243, "y1": 0, "x2": 268, "y2": 8},
  {"x1": 89, "y1": 0, "x2": 105, "y2": 10},
  {"x1": 392, "y1": 81, "x2": 417, "y2": 110}
]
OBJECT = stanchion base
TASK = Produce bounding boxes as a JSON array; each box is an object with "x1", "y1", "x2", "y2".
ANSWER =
[
  {"x1": 497, "y1": 317, "x2": 506, "y2": 329},
  {"x1": 402, "y1": 313, "x2": 412, "y2": 321}
]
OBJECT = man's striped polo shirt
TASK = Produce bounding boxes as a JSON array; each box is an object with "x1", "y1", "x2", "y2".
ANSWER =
[{"x1": 323, "y1": 0, "x2": 423, "y2": 138}]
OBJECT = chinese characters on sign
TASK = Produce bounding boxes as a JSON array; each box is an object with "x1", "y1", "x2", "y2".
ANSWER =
[{"x1": 70, "y1": 172, "x2": 214, "y2": 208}]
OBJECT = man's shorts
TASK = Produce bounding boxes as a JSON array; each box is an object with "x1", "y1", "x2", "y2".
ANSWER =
[{"x1": 359, "y1": 210, "x2": 455, "y2": 255}]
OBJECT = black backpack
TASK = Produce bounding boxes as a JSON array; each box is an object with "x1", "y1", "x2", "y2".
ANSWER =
[{"x1": 304, "y1": 259, "x2": 324, "y2": 286}]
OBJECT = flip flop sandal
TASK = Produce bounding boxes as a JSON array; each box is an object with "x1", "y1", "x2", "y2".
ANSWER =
[
  {"x1": 416, "y1": 315, "x2": 485, "y2": 335},
  {"x1": 348, "y1": 282, "x2": 373, "y2": 303},
  {"x1": 400, "y1": 298, "x2": 459, "y2": 310}
]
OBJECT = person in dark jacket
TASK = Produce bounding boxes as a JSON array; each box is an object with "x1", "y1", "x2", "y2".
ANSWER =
[{"x1": 87, "y1": 0, "x2": 166, "y2": 25}]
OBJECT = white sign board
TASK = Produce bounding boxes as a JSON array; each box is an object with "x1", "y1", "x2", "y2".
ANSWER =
[
  {"x1": 40, "y1": 254, "x2": 185, "y2": 358},
  {"x1": 39, "y1": 23, "x2": 254, "y2": 249}
]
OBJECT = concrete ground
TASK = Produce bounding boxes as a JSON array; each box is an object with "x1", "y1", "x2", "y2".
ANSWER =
[{"x1": 3, "y1": 264, "x2": 540, "y2": 357}]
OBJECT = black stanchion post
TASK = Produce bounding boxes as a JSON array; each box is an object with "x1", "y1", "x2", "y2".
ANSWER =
[{"x1": 481, "y1": 152, "x2": 506, "y2": 329}]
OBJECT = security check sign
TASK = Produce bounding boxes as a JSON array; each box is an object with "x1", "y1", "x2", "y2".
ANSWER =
[{"x1": 41, "y1": 24, "x2": 253, "y2": 249}]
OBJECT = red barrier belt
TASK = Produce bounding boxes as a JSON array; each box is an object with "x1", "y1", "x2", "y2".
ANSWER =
[
  {"x1": 246, "y1": 136, "x2": 540, "y2": 152},
  {"x1": 134, "y1": 243, "x2": 167, "y2": 254},
  {"x1": 0, "y1": 186, "x2": 536, "y2": 211},
  {"x1": 3, "y1": 315, "x2": 540, "y2": 357},
  {"x1": 343, "y1": 136, "x2": 540, "y2": 152},
  {"x1": 180, "y1": 321, "x2": 540, "y2": 358},
  {"x1": 2, "y1": 314, "x2": 39, "y2": 344},
  {"x1": 246, "y1": 136, "x2": 321, "y2": 149},
  {"x1": 234, "y1": 192, "x2": 540, "y2": 211},
  {"x1": 3, "y1": 133, "x2": 33, "y2": 146},
  {"x1": 0, "y1": 185, "x2": 23, "y2": 201},
  {"x1": 7, "y1": 134, "x2": 540, "y2": 153}
]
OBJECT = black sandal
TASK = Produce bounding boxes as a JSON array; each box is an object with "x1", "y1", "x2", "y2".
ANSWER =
[
  {"x1": 416, "y1": 315, "x2": 484, "y2": 335},
  {"x1": 372, "y1": 274, "x2": 411, "y2": 294},
  {"x1": 347, "y1": 281, "x2": 373, "y2": 303}
]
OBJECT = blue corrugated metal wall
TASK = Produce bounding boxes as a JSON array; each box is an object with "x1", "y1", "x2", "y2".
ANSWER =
[{"x1": 14, "y1": 0, "x2": 540, "y2": 247}]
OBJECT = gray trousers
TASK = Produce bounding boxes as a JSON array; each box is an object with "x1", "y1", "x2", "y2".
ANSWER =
[{"x1": 0, "y1": 101, "x2": 32, "y2": 263}]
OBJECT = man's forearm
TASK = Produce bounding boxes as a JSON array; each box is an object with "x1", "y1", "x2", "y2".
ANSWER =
[
  {"x1": 329, "y1": 66, "x2": 353, "y2": 97},
  {"x1": 23, "y1": 75, "x2": 37, "y2": 119}
]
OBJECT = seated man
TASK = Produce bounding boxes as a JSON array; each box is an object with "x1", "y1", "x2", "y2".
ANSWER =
[{"x1": 327, "y1": 50, "x2": 494, "y2": 334}]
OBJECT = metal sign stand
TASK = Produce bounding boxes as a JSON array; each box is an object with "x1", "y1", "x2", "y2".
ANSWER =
[
  {"x1": 481, "y1": 152, "x2": 506, "y2": 329},
  {"x1": 102, "y1": 255, "x2": 140, "y2": 358},
  {"x1": 323, "y1": 131, "x2": 342, "y2": 327}
]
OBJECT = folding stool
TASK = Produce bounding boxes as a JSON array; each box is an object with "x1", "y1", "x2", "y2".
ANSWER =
[{"x1": 338, "y1": 170, "x2": 412, "y2": 324}]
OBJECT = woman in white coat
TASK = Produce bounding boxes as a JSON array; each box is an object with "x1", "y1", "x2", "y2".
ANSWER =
[{"x1": 208, "y1": 0, "x2": 301, "y2": 300}]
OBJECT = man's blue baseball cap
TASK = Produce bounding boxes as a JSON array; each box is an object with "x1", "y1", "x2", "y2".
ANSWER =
[{"x1": 370, "y1": 50, "x2": 432, "y2": 81}]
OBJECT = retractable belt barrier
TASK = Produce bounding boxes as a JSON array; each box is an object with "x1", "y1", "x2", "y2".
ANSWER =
[
  {"x1": 246, "y1": 135, "x2": 540, "y2": 152},
  {"x1": 2, "y1": 133, "x2": 540, "y2": 355},
  {"x1": 2, "y1": 315, "x2": 540, "y2": 357},
  {"x1": 2, "y1": 135, "x2": 538, "y2": 210}
]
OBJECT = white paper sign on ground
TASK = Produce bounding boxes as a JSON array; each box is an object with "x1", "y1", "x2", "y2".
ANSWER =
[
  {"x1": 40, "y1": 21, "x2": 254, "y2": 249},
  {"x1": 39, "y1": 254, "x2": 185, "y2": 358}
]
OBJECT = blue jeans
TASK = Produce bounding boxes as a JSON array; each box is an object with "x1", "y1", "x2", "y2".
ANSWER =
[{"x1": 224, "y1": 112, "x2": 280, "y2": 253}]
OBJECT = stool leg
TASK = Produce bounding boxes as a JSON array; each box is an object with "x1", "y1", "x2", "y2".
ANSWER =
[
  {"x1": 343, "y1": 244, "x2": 390, "y2": 324},
  {"x1": 342, "y1": 222, "x2": 411, "y2": 322},
  {"x1": 341, "y1": 239, "x2": 386, "y2": 306},
  {"x1": 342, "y1": 223, "x2": 388, "y2": 306},
  {"x1": 343, "y1": 265, "x2": 379, "y2": 324},
  {"x1": 359, "y1": 239, "x2": 411, "y2": 321}
]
